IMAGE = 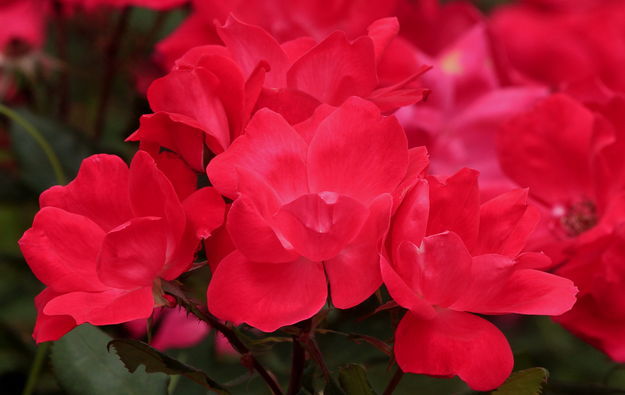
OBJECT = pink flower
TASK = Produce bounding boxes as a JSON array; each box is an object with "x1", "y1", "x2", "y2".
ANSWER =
[
  {"x1": 125, "y1": 308, "x2": 211, "y2": 351},
  {"x1": 205, "y1": 97, "x2": 428, "y2": 332},
  {"x1": 396, "y1": 23, "x2": 546, "y2": 198},
  {"x1": 382, "y1": 168, "x2": 577, "y2": 390},
  {"x1": 21, "y1": 151, "x2": 225, "y2": 343}
]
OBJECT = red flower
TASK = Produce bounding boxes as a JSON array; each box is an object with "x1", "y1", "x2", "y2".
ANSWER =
[
  {"x1": 205, "y1": 97, "x2": 428, "y2": 332},
  {"x1": 133, "y1": 16, "x2": 428, "y2": 171},
  {"x1": 61, "y1": 0, "x2": 185, "y2": 11},
  {"x1": 155, "y1": 0, "x2": 398, "y2": 69},
  {"x1": 499, "y1": 93, "x2": 625, "y2": 360},
  {"x1": 0, "y1": 0, "x2": 48, "y2": 55},
  {"x1": 127, "y1": 44, "x2": 262, "y2": 170},
  {"x1": 491, "y1": 1, "x2": 625, "y2": 92},
  {"x1": 382, "y1": 169, "x2": 577, "y2": 390},
  {"x1": 21, "y1": 151, "x2": 225, "y2": 342}
]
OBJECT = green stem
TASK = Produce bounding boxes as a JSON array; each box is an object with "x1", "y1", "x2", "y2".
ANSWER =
[
  {"x1": 0, "y1": 103, "x2": 66, "y2": 184},
  {"x1": 22, "y1": 342, "x2": 51, "y2": 395}
]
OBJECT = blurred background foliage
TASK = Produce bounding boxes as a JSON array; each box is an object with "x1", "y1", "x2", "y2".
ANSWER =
[{"x1": 2, "y1": 1, "x2": 625, "y2": 394}]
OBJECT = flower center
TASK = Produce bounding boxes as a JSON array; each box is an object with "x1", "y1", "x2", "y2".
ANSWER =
[{"x1": 558, "y1": 200, "x2": 598, "y2": 237}]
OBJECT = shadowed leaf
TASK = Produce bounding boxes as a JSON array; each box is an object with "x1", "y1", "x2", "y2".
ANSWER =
[{"x1": 108, "y1": 338, "x2": 230, "y2": 394}]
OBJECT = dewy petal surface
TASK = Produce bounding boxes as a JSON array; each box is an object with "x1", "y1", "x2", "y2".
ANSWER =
[{"x1": 207, "y1": 251, "x2": 327, "y2": 332}]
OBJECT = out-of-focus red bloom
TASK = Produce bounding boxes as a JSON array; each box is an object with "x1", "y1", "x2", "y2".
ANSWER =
[
  {"x1": 396, "y1": 22, "x2": 546, "y2": 198},
  {"x1": 205, "y1": 97, "x2": 428, "y2": 332},
  {"x1": 21, "y1": 151, "x2": 225, "y2": 343},
  {"x1": 499, "y1": 93, "x2": 625, "y2": 360},
  {"x1": 395, "y1": 0, "x2": 480, "y2": 57},
  {"x1": 382, "y1": 169, "x2": 577, "y2": 390},
  {"x1": 125, "y1": 307, "x2": 211, "y2": 351},
  {"x1": 61, "y1": 0, "x2": 185, "y2": 11},
  {"x1": 491, "y1": 1, "x2": 625, "y2": 92},
  {"x1": 499, "y1": 93, "x2": 625, "y2": 255},
  {"x1": 155, "y1": 0, "x2": 398, "y2": 69},
  {"x1": 132, "y1": 16, "x2": 428, "y2": 170},
  {"x1": 0, "y1": 0, "x2": 47, "y2": 54}
]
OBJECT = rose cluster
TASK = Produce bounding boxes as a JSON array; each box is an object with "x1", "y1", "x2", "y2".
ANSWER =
[{"x1": 10, "y1": 0, "x2": 625, "y2": 392}]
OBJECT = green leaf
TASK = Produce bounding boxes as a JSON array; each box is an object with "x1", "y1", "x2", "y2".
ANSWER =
[
  {"x1": 8, "y1": 108, "x2": 92, "y2": 191},
  {"x1": 337, "y1": 364, "x2": 377, "y2": 395},
  {"x1": 493, "y1": 367, "x2": 549, "y2": 395},
  {"x1": 108, "y1": 338, "x2": 230, "y2": 394},
  {"x1": 51, "y1": 324, "x2": 168, "y2": 395},
  {"x1": 323, "y1": 377, "x2": 347, "y2": 395}
]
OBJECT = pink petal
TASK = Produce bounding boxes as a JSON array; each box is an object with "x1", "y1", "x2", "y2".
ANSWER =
[
  {"x1": 325, "y1": 194, "x2": 392, "y2": 309},
  {"x1": 450, "y1": 254, "x2": 578, "y2": 315},
  {"x1": 426, "y1": 168, "x2": 480, "y2": 249},
  {"x1": 147, "y1": 67, "x2": 231, "y2": 152},
  {"x1": 367, "y1": 17, "x2": 400, "y2": 64},
  {"x1": 389, "y1": 178, "x2": 429, "y2": 256},
  {"x1": 207, "y1": 108, "x2": 308, "y2": 202},
  {"x1": 39, "y1": 154, "x2": 133, "y2": 232},
  {"x1": 182, "y1": 187, "x2": 226, "y2": 239},
  {"x1": 307, "y1": 97, "x2": 409, "y2": 204},
  {"x1": 274, "y1": 192, "x2": 368, "y2": 262},
  {"x1": 19, "y1": 207, "x2": 106, "y2": 293},
  {"x1": 155, "y1": 13, "x2": 220, "y2": 70},
  {"x1": 128, "y1": 113, "x2": 208, "y2": 171},
  {"x1": 216, "y1": 16, "x2": 289, "y2": 88},
  {"x1": 391, "y1": 146, "x2": 430, "y2": 211},
  {"x1": 498, "y1": 94, "x2": 595, "y2": 205},
  {"x1": 395, "y1": 310, "x2": 513, "y2": 391},
  {"x1": 207, "y1": 251, "x2": 327, "y2": 332},
  {"x1": 243, "y1": 60, "x2": 269, "y2": 127},
  {"x1": 33, "y1": 288, "x2": 76, "y2": 343},
  {"x1": 128, "y1": 151, "x2": 186, "y2": 244},
  {"x1": 399, "y1": 232, "x2": 472, "y2": 308},
  {"x1": 281, "y1": 37, "x2": 318, "y2": 63},
  {"x1": 254, "y1": 88, "x2": 321, "y2": 124},
  {"x1": 145, "y1": 150, "x2": 198, "y2": 202},
  {"x1": 555, "y1": 296, "x2": 625, "y2": 363},
  {"x1": 380, "y1": 255, "x2": 436, "y2": 319},
  {"x1": 44, "y1": 287, "x2": 154, "y2": 326},
  {"x1": 227, "y1": 194, "x2": 298, "y2": 263},
  {"x1": 97, "y1": 217, "x2": 167, "y2": 289},
  {"x1": 151, "y1": 308, "x2": 210, "y2": 351},
  {"x1": 287, "y1": 32, "x2": 377, "y2": 105},
  {"x1": 474, "y1": 189, "x2": 540, "y2": 256}
]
